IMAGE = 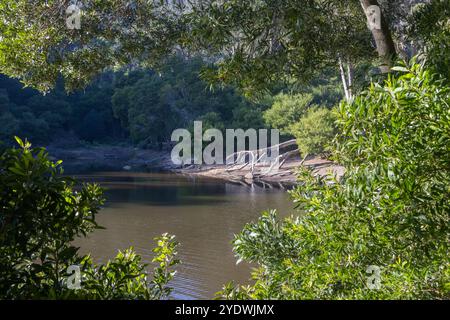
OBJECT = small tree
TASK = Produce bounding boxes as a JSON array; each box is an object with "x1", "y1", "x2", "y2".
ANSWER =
[
  {"x1": 263, "y1": 93, "x2": 315, "y2": 135},
  {"x1": 290, "y1": 107, "x2": 337, "y2": 157}
]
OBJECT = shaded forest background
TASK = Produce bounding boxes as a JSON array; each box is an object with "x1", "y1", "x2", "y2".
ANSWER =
[{"x1": 0, "y1": 56, "x2": 341, "y2": 150}]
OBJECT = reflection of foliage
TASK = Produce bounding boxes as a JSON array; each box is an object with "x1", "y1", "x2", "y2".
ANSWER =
[
  {"x1": 0, "y1": 138, "x2": 180, "y2": 299},
  {"x1": 218, "y1": 63, "x2": 450, "y2": 299}
]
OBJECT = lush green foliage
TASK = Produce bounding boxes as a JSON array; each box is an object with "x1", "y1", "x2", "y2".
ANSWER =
[
  {"x1": 76, "y1": 233, "x2": 179, "y2": 300},
  {"x1": 0, "y1": 1, "x2": 415, "y2": 95},
  {"x1": 0, "y1": 0, "x2": 183, "y2": 92},
  {"x1": 0, "y1": 57, "x2": 265, "y2": 147},
  {"x1": 0, "y1": 138, "x2": 179, "y2": 299},
  {"x1": 290, "y1": 107, "x2": 337, "y2": 156},
  {"x1": 263, "y1": 93, "x2": 315, "y2": 135},
  {"x1": 111, "y1": 57, "x2": 266, "y2": 147},
  {"x1": 218, "y1": 63, "x2": 450, "y2": 299},
  {"x1": 0, "y1": 0, "x2": 447, "y2": 302},
  {"x1": 262, "y1": 77, "x2": 341, "y2": 156},
  {"x1": 0, "y1": 74, "x2": 123, "y2": 145},
  {"x1": 185, "y1": 0, "x2": 376, "y2": 94},
  {"x1": 409, "y1": 0, "x2": 450, "y2": 78}
]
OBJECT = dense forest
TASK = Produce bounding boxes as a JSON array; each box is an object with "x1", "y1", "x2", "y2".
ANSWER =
[
  {"x1": 0, "y1": 55, "x2": 342, "y2": 155},
  {"x1": 0, "y1": 57, "x2": 264, "y2": 147}
]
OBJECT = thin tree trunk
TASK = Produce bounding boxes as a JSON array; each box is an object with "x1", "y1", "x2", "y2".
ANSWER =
[
  {"x1": 360, "y1": 0, "x2": 396, "y2": 73},
  {"x1": 347, "y1": 59, "x2": 354, "y2": 99},
  {"x1": 338, "y1": 56, "x2": 350, "y2": 101}
]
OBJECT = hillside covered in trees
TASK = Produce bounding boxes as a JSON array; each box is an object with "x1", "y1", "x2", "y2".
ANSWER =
[
  {"x1": 0, "y1": 57, "x2": 266, "y2": 148},
  {"x1": 0, "y1": 55, "x2": 342, "y2": 156}
]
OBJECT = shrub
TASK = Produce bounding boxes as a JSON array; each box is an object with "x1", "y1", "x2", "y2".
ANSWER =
[
  {"x1": 75, "y1": 233, "x2": 179, "y2": 300},
  {"x1": 218, "y1": 63, "x2": 450, "y2": 299},
  {"x1": 263, "y1": 93, "x2": 315, "y2": 135},
  {"x1": 0, "y1": 138, "x2": 179, "y2": 299},
  {"x1": 290, "y1": 107, "x2": 337, "y2": 157}
]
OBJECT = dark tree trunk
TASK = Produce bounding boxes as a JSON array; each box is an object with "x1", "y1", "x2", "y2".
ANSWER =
[{"x1": 360, "y1": 0, "x2": 397, "y2": 73}]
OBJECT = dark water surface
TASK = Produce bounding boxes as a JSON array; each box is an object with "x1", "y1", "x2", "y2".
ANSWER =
[{"x1": 73, "y1": 172, "x2": 295, "y2": 299}]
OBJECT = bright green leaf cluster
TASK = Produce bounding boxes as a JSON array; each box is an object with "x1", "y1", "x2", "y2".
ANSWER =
[
  {"x1": 218, "y1": 62, "x2": 450, "y2": 300},
  {"x1": 0, "y1": 139, "x2": 180, "y2": 299}
]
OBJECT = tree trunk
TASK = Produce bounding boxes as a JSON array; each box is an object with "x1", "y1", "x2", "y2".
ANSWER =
[
  {"x1": 359, "y1": 0, "x2": 396, "y2": 73},
  {"x1": 338, "y1": 57, "x2": 350, "y2": 101},
  {"x1": 347, "y1": 59, "x2": 354, "y2": 98}
]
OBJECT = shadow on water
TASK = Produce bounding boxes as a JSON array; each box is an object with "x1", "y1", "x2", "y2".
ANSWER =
[{"x1": 74, "y1": 171, "x2": 296, "y2": 299}]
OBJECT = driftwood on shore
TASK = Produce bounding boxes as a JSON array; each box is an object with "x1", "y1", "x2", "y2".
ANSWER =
[
  {"x1": 48, "y1": 143, "x2": 344, "y2": 188},
  {"x1": 225, "y1": 139, "x2": 299, "y2": 174},
  {"x1": 177, "y1": 140, "x2": 345, "y2": 188}
]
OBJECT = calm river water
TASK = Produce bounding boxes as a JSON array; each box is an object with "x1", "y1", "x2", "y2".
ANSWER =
[{"x1": 73, "y1": 172, "x2": 295, "y2": 299}]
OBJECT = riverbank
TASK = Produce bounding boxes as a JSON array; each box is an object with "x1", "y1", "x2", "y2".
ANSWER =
[
  {"x1": 175, "y1": 157, "x2": 345, "y2": 188},
  {"x1": 47, "y1": 145, "x2": 176, "y2": 173},
  {"x1": 47, "y1": 145, "x2": 344, "y2": 186}
]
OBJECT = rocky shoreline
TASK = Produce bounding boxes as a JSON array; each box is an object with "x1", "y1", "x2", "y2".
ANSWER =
[
  {"x1": 47, "y1": 145, "x2": 344, "y2": 187},
  {"x1": 175, "y1": 157, "x2": 345, "y2": 188}
]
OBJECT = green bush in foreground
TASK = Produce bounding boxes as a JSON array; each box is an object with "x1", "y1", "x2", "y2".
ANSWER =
[
  {"x1": 0, "y1": 137, "x2": 179, "y2": 299},
  {"x1": 219, "y1": 63, "x2": 449, "y2": 299}
]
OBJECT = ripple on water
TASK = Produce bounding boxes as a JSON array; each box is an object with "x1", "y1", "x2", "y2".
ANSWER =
[{"x1": 74, "y1": 172, "x2": 295, "y2": 299}]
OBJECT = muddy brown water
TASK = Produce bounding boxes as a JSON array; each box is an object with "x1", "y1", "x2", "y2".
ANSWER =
[{"x1": 73, "y1": 171, "x2": 295, "y2": 299}]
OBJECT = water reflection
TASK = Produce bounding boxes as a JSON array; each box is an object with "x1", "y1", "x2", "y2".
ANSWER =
[{"x1": 74, "y1": 172, "x2": 295, "y2": 299}]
